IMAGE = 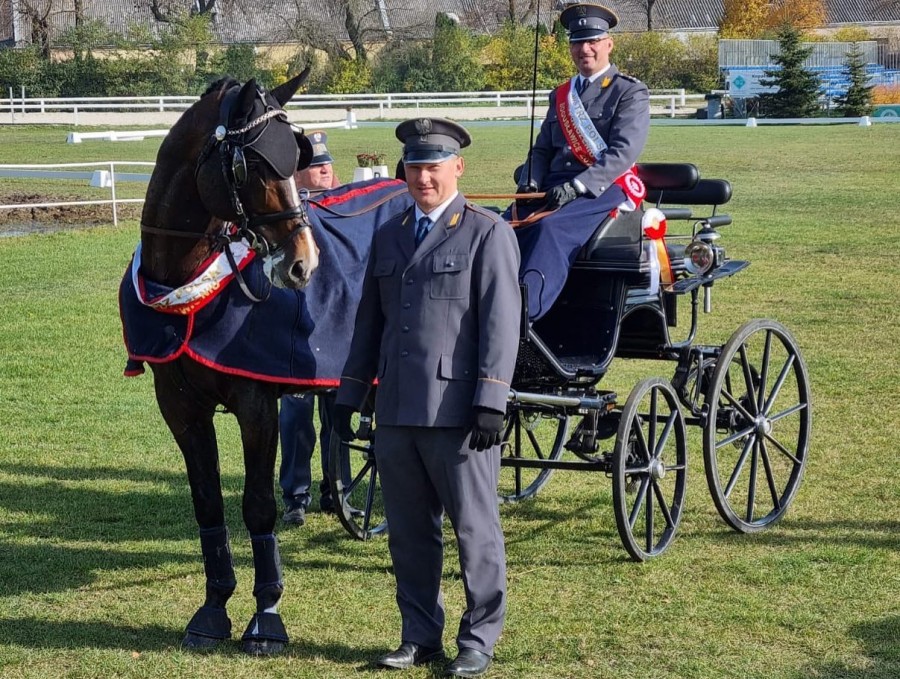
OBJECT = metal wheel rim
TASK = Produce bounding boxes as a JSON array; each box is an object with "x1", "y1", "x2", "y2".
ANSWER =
[
  {"x1": 498, "y1": 406, "x2": 569, "y2": 504},
  {"x1": 328, "y1": 433, "x2": 388, "y2": 540}
]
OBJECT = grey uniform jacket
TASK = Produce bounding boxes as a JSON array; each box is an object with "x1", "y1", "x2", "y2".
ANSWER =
[
  {"x1": 335, "y1": 193, "x2": 521, "y2": 427},
  {"x1": 524, "y1": 65, "x2": 650, "y2": 196}
]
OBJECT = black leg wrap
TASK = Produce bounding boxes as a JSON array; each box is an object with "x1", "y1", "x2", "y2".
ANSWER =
[
  {"x1": 185, "y1": 605, "x2": 232, "y2": 641},
  {"x1": 250, "y1": 533, "x2": 284, "y2": 602},
  {"x1": 241, "y1": 612, "x2": 289, "y2": 644},
  {"x1": 199, "y1": 526, "x2": 237, "y2": 597}
]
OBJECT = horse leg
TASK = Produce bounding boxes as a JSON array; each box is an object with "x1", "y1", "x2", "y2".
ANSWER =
[
  {"x1": 231, "y1": 386, "x2": 289, "y2": 656},
  {"x1": 152, "y1": 365, "x2": 235, "y2": 650}
]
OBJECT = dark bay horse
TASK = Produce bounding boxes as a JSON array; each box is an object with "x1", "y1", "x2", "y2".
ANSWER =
[{"x1": 138, "y1": 72, "x2": 318, "y2": 655}]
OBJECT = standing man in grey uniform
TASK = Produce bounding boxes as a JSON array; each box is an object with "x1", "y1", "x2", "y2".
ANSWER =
[
  {"x1": 334, "y1": 117, "x2": 521, "y2": 677},
  {"x1": 513, "y1": 3, "x2": 650, "y2": 320}
]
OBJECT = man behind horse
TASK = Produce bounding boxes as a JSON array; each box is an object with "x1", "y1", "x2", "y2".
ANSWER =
[{"x1": 335, "y1": 118, "x2": 521, "y2": 677}]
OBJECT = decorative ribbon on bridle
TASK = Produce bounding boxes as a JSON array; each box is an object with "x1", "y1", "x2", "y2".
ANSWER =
[{"x1": 555, "y1": 78, "x2": 646, "y2": 212}]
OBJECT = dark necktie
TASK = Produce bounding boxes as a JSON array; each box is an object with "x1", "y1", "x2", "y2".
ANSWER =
[
  {"x1": 415, "y1": 216, "x2": 432, "y2": 247},
  {"x1": 577, "y1": 77, "x2": 589, "y2": 96}
]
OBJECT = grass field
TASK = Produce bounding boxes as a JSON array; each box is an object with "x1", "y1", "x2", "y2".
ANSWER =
[{"x1": 0, "y1": 122, "x2": 899, "y2": 679}]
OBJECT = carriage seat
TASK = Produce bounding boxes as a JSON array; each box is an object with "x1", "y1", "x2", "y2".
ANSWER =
[{"x1": 575, "y1": 163, "x2": 701, "y2": 271}]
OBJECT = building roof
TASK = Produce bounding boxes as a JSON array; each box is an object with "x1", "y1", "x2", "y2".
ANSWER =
[{"x1": 3, "y1": 0, "x2": 900, "y2": 46}]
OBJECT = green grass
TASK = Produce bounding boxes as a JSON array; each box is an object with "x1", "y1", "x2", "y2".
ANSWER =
[{"x1": 1, "y1": 124, "x2": 899, "y2": 678}]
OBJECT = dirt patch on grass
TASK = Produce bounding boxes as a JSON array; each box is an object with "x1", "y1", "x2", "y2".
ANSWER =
[{"x1": 0, "y1": 192, "x2": 142, "y2": 236}]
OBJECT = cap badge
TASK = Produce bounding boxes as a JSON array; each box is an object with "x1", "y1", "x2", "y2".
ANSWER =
[
  {"x1": 576, "y1": 5, "x2": 587, "y2": 16},
  {"x1": 414, "y1": 118, "x2": 432, "y2": 136}
]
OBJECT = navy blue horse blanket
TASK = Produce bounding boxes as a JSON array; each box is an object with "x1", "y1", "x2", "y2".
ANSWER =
[{"x1": 119, "y1": 178, "x2": 413, "y2": 387}]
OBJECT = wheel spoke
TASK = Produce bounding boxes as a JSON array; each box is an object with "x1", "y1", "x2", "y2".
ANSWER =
[
  {"x1": 763, "y1": 353, "x2": 797, "y2": 415},
  {"x1": 651, "y1": 479, "x2": 674, "y2": 529},
  {"x1": 757, "y1": 330, "x2": 772, "y2": 412},
  {"x1": 653, "y1": 411, "x2": 677, "y2": 459},
  {"x1": 645, "y1": 485, "x2": 655, "y2": 553},
  {"x1": 632, "y1": 416, "x2": 651, "y2": 463},
  {"x1": 724, "y1": 433, "x2": 755, "y2": 499},
  {"x1": 346, "y1": 460, "x2": 373, "y2": 496},
  {"x1": 768, "y1": 401, "x2": 808, "y2": 423},
  {"x1": 362, "y1": 467, "x2": 378, "y2": 532},
  {"x1": 628, "y1": 476, "x2": 650, "y2": 529},
  {"x1": 716, "y1": 423, "x2": 755, "y2": 450},
  {"x1": 648, "y1": 387, "x2": 658, "y2": 458},
  {"x1": 759, "y1": 438, "x2": 781, "y2": 511},
  {"x1": 738, "y1": 345, "x2": 759, "y2": 416},
  {"x1": 720, "y1": 386, "x2": 756, "y2": 424},
  {"x1": 762, "y1": 431, "x2": 802, "y2": 466},
  {"x1": 665, "y1": 463, "x2": 686, "y2": 472},
  {"x1": 746, "y1": 438, "x2": 759, "y2": 523}
]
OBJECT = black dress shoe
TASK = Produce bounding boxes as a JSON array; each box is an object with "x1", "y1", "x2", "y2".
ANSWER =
[
  {"x1": 376, "y1": 642, "x2": 444, "y2": 669},
  {"x1": 445, "y1": 648, "x2": 492, "y2": 677}
]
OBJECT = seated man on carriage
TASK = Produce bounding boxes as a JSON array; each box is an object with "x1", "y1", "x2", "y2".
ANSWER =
[{"x1": 511, "y1": 2, "x2": 650, "y2": 320}]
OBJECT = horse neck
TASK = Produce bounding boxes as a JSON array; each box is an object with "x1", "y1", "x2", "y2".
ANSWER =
[{"x1": 140, "y1": 116, "x2": 221, "y2": 288}]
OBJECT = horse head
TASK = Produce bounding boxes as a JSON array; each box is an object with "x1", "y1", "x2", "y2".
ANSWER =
[{"x1": 141, "y1": 70, "x2": 317, "y2": 290}]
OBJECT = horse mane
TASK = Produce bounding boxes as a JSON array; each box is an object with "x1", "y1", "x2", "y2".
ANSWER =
[{"x1": 203, "y1": 77, "x2": 240, "y2": 98}]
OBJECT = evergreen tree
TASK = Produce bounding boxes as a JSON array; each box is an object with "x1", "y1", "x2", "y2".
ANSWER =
[
  {"x1": 834, "y1": 43, "x2": 874, "y2": 117},
  {"x1": 431, "y1": 13, "x2": 485, "y2": 92},
  {"x1": 758, "y1": 24, "x2": 822, "y2": 118}
]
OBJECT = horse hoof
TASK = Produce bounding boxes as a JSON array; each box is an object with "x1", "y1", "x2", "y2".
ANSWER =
[
  {"x1": 241, "y1": 638, "x2": 286, "y2": 656},
  {"x1": 182, "y1": 632, "x2": 224, "y2": 652}
]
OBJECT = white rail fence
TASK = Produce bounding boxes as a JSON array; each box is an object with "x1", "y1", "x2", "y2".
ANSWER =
[
  {"x1": 1, "y1": 88, "x2": 701, "y2": 123},
  {"x1": 0, "y1": 161, "x2": 154, "y2": 227}
]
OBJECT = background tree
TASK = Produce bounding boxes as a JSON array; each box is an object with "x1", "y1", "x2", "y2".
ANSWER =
[
  {"x1": 834, "y1": 43, "x2": 874, "y2": 117},
  {"x1": 765, "y1": 0, "x2": 827, "y2": 31},
  {"x1": 431, "y1": 13, "x2": 484, "y2": 92},
  {"x1": 758, "y1": 24, "x2": 822, "y2": 118},
  {"x1": 623, "y1": 0, "x2": 662, "y2": 31},
  {"x1": 719, "y1": 0, "x2": 769, "y2": 39}
]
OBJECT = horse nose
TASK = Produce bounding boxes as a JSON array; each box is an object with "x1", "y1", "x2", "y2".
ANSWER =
[{"x1": 290, "y1": 259, "x2": 312, "y2": 287}]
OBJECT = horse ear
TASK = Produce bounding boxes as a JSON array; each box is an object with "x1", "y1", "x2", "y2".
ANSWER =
[
  {"x1": 296, "y1": 131, "x2": 313, "y2": 170},
  {"x1": 232, "y1": 78, "x2": 259, "y2": 124},
  {"x1": 271, "y1": 67, "x2": 311, "y2": 107}
]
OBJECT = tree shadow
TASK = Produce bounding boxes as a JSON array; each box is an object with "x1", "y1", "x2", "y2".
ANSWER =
[
  {"x1": 707, "y1": 518, "x2": 900, "y2": 553},
  {"x1": 801, "y1": 615, "x2": 899, "y2": 678}
]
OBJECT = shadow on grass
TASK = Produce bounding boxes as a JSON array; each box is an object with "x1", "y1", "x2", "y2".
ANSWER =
[
  {"x1": 705, "y1": 518, "x2": 900, "y2": 552},
  {"x1": 802, "y1": 614, "x2": 900, "y2": 678},
  {"x1": 0, "y1": 616, "x2": 390, "y2": 666}
]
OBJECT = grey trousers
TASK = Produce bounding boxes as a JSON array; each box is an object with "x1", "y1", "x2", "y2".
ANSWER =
[{"x1": 376, "y1": 425, "x2": 506, "y2": 655}]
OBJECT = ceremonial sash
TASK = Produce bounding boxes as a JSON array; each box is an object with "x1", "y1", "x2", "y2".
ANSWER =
[
  {"x1": 555, "y1": 78, "x2": 646, "y2": 212},
  {"x1": 131, "y1": 240, "x2": 256, "y2": 315}
]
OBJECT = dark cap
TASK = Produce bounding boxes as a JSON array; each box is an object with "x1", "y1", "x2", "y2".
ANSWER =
[
  {"x1": 395, "y1": 117, "x2": 472, "y2": 165},
  {"x1": 307, "y1": 130, "x2": 334, "y2": 166},
  {"x1": 559, "y1": 3, "x2": 618, "y2": 43}
]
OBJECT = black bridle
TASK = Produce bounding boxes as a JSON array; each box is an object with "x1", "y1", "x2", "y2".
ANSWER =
[{"x1": 195, "y1": 84, "x2": 311, "y2": 257}]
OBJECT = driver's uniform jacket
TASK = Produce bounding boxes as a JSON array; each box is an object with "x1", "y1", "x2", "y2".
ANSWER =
[
  {"x1": 523, "y1": 64, "x2": 650, "y2": 196},
  {"x1": 335, "y1": 193, "x2": 521, "y2": 426}
]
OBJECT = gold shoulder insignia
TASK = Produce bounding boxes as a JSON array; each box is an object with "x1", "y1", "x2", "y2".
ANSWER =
[
  {"x1": 601, "y1": 76, "x2": 612, "y2": 88},
  {"x1": 448, "y1": 212, "x2": 460, "y2": 227}
]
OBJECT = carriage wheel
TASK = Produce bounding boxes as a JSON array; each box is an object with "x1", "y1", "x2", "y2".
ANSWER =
[
  {"x1": 498, "y1": 406, "x2": 568, "y2": 503},
  {"x1": 612, "y1": 377, "x2": 687, "y2": 561},
  {"x1": 328, "y1": 430, "x2": 387, "y2": 541},
  {"x1": 703, "y1": 319, "x2": 811, "y2": 533}
]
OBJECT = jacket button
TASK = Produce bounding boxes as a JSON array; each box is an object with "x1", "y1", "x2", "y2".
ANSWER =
[
  {"x1": 400, "y1": 350, "x2": 409, "y2": 357},
  {"x1": 402, "y1": 325, "x2": 409, "y2": 332},
  {"x1": 402, "y1": 302, "x2": 411, "y2": 309},
  {"x1": 565, "y1": 161, "x2": 571, "y2": 167},
  {"x1": 406, "y1": 279, "x2": 414, "y2": 285}
]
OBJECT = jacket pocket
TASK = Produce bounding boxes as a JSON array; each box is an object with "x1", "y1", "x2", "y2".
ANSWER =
[
  {"x1": 373, "y1": 259, "x2": 396, "y2": 277},
  {"x1": 430, "y1": 252, "x2": 470, "y2": 300},
  {"x1": 438, "y1": 353, "x2": 475, "y2": 381}
]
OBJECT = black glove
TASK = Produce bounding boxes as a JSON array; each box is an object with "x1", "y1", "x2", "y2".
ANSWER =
[
  {"x1": 516, "y1": 180, "x2": 539, "y2": 194},
  {"x1": 545, "y1": 181, "x2": 580, "y2": 210},
  {"x1": 333, "y1": 404, "x2": 357, "y2": 442},
  {"x1": 468, "y1": 407, "x2": 505, "y2": 451}
]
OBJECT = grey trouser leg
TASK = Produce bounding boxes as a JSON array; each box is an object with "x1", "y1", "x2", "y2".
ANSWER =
[{"x1": 377, "y1": 425, "x2": 506, "y2": 655}]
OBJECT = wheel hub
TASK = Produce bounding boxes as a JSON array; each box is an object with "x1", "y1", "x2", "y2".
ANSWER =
[
  {"x1": 650, "y1": 458, "x2": 667, "y2": 480},
  {"x1": 754, "y1": 415, "x2": 772, "y2": 436}
]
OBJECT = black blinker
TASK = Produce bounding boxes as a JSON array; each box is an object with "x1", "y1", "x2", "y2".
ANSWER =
[{"x1": 232, "y1": 146, "x2": 248, "y2": 188}]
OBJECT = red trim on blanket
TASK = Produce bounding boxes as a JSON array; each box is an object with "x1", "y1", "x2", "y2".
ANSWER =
[
  {"x1": 318, "y1": 179, "x2": 404, "y2": 207},
  {"x1": 121, "y1": 305, "x2": 194, "y2": 367},
  {"x1": 182, "y1": 346, "x2": 340, "y2": 386}
]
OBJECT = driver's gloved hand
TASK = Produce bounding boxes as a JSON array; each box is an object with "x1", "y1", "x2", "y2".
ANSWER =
[
  {"x1": 468, "y1": 407, "x2": 505, "y2": 451},
  {"x1": 333, "y1": 404, "x2": 358, "y2": 442},
  {"x1": 545, "y1": 181, "x2": 581, "y2": 210},
  {"x1": 516, "y1": 180, "x2": 539, "y2": 194}
]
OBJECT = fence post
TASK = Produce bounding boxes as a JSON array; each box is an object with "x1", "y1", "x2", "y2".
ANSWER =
[
  {"x1": 669, "y1": 96, "x2": 675, "y2": 118},
  {"x1": 8, "y1": 87, "x2": 14, "y2": 124},
  {"x1": 680, "y1": 88, "x2": 685, "y2": 106},
  {"x1": 109, "y1": 162, "x2": 118, "y2": 227},
  {"x1": 159, "y1": 98, "x2": 164, "y2": 112},
  {"x1": 74, "y1": 106, "x2": 78, "y2": 126},
  {"x1": 40, "y1": 98, "x2": 45, "y2": 114}
]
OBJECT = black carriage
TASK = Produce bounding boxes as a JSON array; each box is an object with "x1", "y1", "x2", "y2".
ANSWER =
[{"x1": 327, "y1": 163, "x2": 811, "y2": 560}]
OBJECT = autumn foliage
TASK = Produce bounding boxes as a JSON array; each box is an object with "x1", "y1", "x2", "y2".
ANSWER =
[
  {"x1": 720, "y1": 0, "x2": 828, "y2": 38},
  {"x1": 872, "y1": 85, "x2": 900, "y2": 104}
]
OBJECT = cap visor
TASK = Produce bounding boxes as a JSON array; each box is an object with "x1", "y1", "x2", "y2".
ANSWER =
[
  {"x1": 403, "y1": 150, "x2": 457, "y2": 165},
  {"x1": 569, "y1": 29, "x2": 609, "y2": 42}
]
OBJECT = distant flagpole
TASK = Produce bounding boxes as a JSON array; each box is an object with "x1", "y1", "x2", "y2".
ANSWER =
[{"x1": 525, "y1": 0, "x2": 543, "y2": 189}]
